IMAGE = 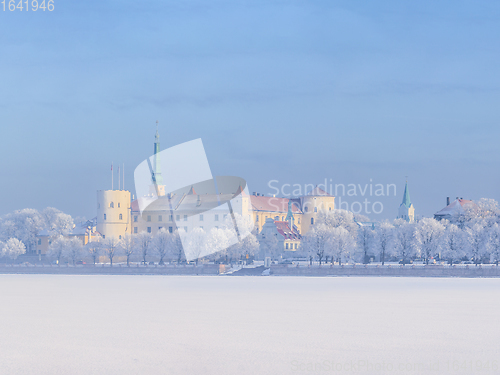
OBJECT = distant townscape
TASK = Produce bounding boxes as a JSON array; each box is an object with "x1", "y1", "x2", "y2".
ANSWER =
[{"x1": 1, "y1": 130, "x2": 499, "y2": 271}]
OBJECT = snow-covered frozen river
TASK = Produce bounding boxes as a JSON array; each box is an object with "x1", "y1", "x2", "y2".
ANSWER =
[{"x1": 0, "y1": 275, "x2": 499, "y2": 375}]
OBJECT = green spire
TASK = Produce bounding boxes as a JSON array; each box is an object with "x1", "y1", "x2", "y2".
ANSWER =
[
  {"x1": 285, "y1": 200, "x2": 294, "y2": 226},
  {"x1": 153, "y1": 121, "x2": 163, "y2": 185},
  {"x1": 401, "y1": 181, "x2": 411, "y2": 208}
]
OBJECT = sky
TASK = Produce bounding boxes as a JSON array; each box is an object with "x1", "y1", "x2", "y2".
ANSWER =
[{"x1": 1, "y1": 0, "x2": 499, "y2": 221}]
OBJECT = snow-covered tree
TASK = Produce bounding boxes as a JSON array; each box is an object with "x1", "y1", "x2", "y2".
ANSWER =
[
  {"x1": 85, "y1": 240, "x2": 102, "y2": 265},
  {"x1": 441, "y1": 223, "x2": 466, "y2": 264},
  {"x1": 393, "y1": 220, "x2": 418, "y2": 265},
  {"x1": 376, "y1": 221, "x2": 394, "y2": 265},
  {"x1": 488, "y1": 223, "x2": 500, "y2": 266},
  {"x1": 42, "y1": 207, "x2": 74, "y2": 237},
  {"x1": 181, "y1": 227, "x2": 207, "y2": 264},
  {"x1": 134, "y1": 232, "x2": 152, "y2": 264},
  {"x1": 259, "y1": 232, "x2": 281, "y2": 261},
  {"x1": 66, "y1": 237, "x2": 83, "y2": 265},
  {"x1": 416, "y1": 218, "x2": 444, "y2": 264},
  {"x1": 357, "y1": 225, "x2": 376, "y2": 264},
  {"x1": 47, "y1": 236, "x2": 68, "y2": 264},
  {"x1": 465, "y1": 222, "x2": 488, "y2": 265},
  {"x1": 119, "y1": 234, "x2": 134, "y2": 266},
  {"x1": 152, "y1": 228, "x2": 175, "y2": 265},
  {"x1": 300, "y1": 224, "x2": 332, "y2": 265},
  {"x1": 0, "y1": 209, "x2": 44, "y2": 254},
  {"x1": 103, "y1": 237, "x2": 119, "y2": 266},
  {"x1": 317, "y1": 209, "x2": 358, "y2": 236},
  {"x1": 2, "y1": 238, "x2": 26, "y2": 259},
  {"x1": 329, "y1": 227, "x2": 356, "y2": 265}
]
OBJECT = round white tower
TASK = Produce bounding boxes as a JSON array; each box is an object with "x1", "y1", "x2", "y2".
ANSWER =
[{"x1": 96, "y1": 190, "x2": 131, "y2": 240}]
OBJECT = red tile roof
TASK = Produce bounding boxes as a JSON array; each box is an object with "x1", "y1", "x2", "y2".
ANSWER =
[
  {"x1": 250, "y1": 196, "x2": 301, "y2": 213},
  {"x1": 274, "y1": 221, "x2": 301, "y2": 240}
]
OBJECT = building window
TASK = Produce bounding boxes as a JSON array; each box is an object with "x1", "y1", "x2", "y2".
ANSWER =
[
  {"x1": 38, "y1": 239, "x2": 41, "y2": 245},
  {"x1": 176, "y1": 215, "x2": 180, "y2": 221},
  {"x1": 184, "y1": 215, "x2": 187, "y2": 221},
  {"x1": 199, "y1": 214, "x2": 203, "y2": 221},
  {"x1": 147, "y1": 215, "x2": 151, "y2": 222},
  {"x1": 159, "y1": 227, "x2": 163, "y2": 230},
  {"x1": 110, "y1": 202, "x2": 114, "y2": 208},
  {"x1": 184, "y1": 227, "x2": 188, "y2": 232},
  {"x1": 223, "y1": 214, "x2": 228, "y2": 220},
  {"x1": 158, "y1": 215, "x2": 162, "y2": 222},
  {"x1": 286, "y1": 243, "x2": 289, "y2": 250},
  {"x1": 134, "y1": 215, "x2": 138, "y2": 222},
  {"x1": 134, "y1": 227, "x2": 138, "y2": 234},
  {"x1": 305, "y1": 206, "x2": 308, "y2": 212},
  {"x1": 104, "y1": 214, "x2": 107, "y2": 220},
  {"x1": 295, "y1": 243, "x2": 298, "y2": 249},
  {"x1": 119, "y1": 214, "x2": 123, "y2": 220},
  {"x1": 169, "y1": 215, "x2": 173, "y2": 222},
  {"x1": 118, "y1": 203, "x2": 120, "y2": 208},
  {"x1": 119, "y1": 235, "x2": 122, "y2": 239},
  {"x1": 215, "y1": 214, "x2": 219, "y2": 221},
  {"x1": 102, "y1": 235, "x2": 105, "y2": 239},
  {"x1": 314, "y1": 207, "x2": 317, "y2": 213},
  {"x1": 311, "y1": 218, "x2": 314, "y2": 225},
  {"x1": 168, "y1": 227, "x2": 173, "y2": 233},
  {"x1": 147, "y1": 227, "x2": 151, "y2": 233},
  {"x1": 256, "y1": 215, "x2": 259, "y2": 222},
  {"x1": 329, "y1": 207, "x2": 332, "y2": 211}
]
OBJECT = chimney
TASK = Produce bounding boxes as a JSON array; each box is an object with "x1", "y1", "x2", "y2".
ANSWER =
[{"x1": 447, "y1": 197, "x2": 450, "y2": 206}]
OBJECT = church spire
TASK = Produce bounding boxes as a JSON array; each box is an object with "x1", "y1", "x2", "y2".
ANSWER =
[
  {"x1": 152, "y1": 120, "x2": 163, "y2": 186},
  {"x1": 401, "y1": 180, "x2": 411, "y2": 208}
]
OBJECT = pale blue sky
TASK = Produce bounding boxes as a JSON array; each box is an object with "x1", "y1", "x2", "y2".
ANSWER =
[{"x1": 1, "y1": 0, "x2": 499, "y2": 220}]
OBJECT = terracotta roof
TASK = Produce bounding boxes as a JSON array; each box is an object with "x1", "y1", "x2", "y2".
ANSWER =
[
  {"x1": 274, "y1": 221, "x2": 301, "y2": 240},
  {"x1": 250, "y1": 196, "x2": 302, "y2": 213}
]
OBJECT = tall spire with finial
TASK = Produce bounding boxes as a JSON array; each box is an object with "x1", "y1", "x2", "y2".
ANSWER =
[{"x1": 152, "y1": 120, "x2": 163, "y2": 185}]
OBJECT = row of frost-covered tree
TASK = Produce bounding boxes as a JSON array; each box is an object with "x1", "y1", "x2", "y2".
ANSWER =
[
  {"x1": 300, "y1": 198, "x2": 500, "y2": 266},
  {"x1": 0, "y1": 207, "x2": 74, "y2": 259}
]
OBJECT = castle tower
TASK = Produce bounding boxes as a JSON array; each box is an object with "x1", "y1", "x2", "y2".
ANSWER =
[
  {"x1": 149, "y1": 121, "x2": 166, "y2": 196},
  {"x1": 300, "y1": 186, "x2": 335, "y2": 233},
  {"x1": 96, "y1": 189, "x2": 131, "y2": 240},
  {"x1": 397, "y1": 181, "x2": 415, "y2": 222}
]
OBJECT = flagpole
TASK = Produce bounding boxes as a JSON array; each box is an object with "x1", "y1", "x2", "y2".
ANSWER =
[{"x1": 111, "y1": 162, "x2": 113, "y2": 190}]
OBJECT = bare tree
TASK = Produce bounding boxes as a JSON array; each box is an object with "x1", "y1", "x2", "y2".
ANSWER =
[
  {"x1": 104, "y1": 237, "x2": 119, "y2": 266},
  {"x1": 135, "y1": 232, "x2": 152, "y2": 265},
  {"x1": 66, "y1": 237, "x2": 83, "y2": 265},
  {"x1": 377, "y1": 221, "x2": 394, "y2": 265},
  {"x1": 357, "y1": 226, "x2": 376, "y2": 264},
  {"x1": 85, "y1": 240, "x2": 102, "y2": 265},
  {"x1": 120, "y1": 233, "x2": 135, "y2": 266},
  {"x1": 301, "y1": 224, "x2": 332, "y2": 265}
]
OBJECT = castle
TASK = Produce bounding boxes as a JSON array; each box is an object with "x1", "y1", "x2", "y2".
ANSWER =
[{"x1": 96, "y1": 127, "x2": 336, "y2": 253}]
